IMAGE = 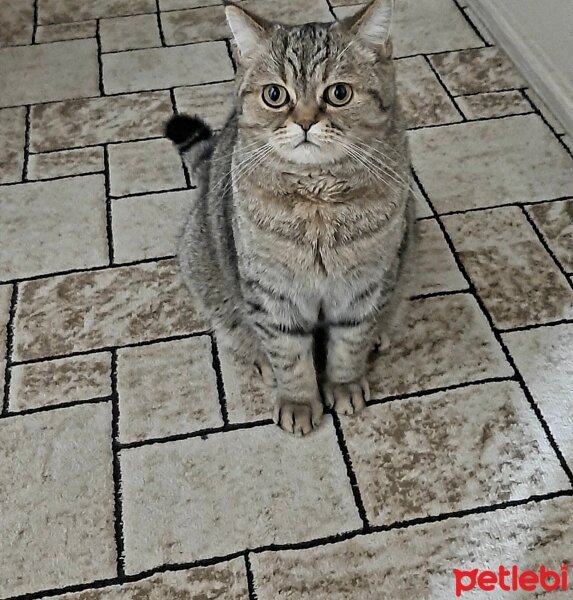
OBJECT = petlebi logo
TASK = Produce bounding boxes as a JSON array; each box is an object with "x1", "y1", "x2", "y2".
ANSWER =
[{"x1": 453, "y1": 564, "x2": 569, "y2": 596}]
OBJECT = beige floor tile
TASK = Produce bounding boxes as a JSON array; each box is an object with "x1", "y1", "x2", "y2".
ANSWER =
[
  {"x1": 456, "y1": 90, "x2": 532, "y2": 120},
  {"x1": 120, "y1": 417, "x2": 361, "y2": 572},
  {"x1": 100, "y1": 14, "x2": 161, "y2": 52},
  {"x1": 9, "y1": 353, "x2": 112, "y2": 412},
  {"x1": 410, "y1": 115, "x2": 573, "y2": 213},
  {"x1": 117, "y1": 336, "x2": 222, "y2": 443},
  {"x1": 430, "y1": 46, "x2": 525, "y2": 96},
  {"x1": 30, "y1": 91, "x2": 173, "y2": 153},
  {"x1": 243, "y1": 0, "x2": 332, "y2": 24},
  {"x1": 401, "y1": 219, "x2": 467, "y2": 296},
  {"x1": 562, "y1": 134, "x2": 572, "y2": 153},
  {"x1": 102, "y1": 42, "x2": 234, "y2": 95},
  {"x1": 0, "y1": 175, "x2": 108, "y2": 280},
  {"x1": 112, "y1": 189, "x2": 195, "y2": 262},
  {"x1": 13, "y1": 259, "x2": 205, "y2": 361},
  {"x1": 162, "y1": 6, "x2": 229, "y2": 45},
  {"x1": 0, "y1": 106, "x2": 26, "y2": 183},
  {"x1": 525, "y1": 89, "x2": 567, "y2": 135},
  {"x1": 341, "y1": 381, "x2": 569, "y2": 525},
  {"x1": 218, "y1": 343, "x2": 270, "y2": 423},
  {"x1": 528, "y1": 199, "x2": 573, "y2": 273},
  {"x1": 0, "y1": 0, "x2": 34, "y2": 47},
  {"x1": 174, "y1": 81, "x2": 235, "y2": 130},
  {"x1": 412, "y1": 178, "x2": 432, "y2": 218},
  {"x1": 35, "y1": 20, "x2": 97, "y2": 43},
  {"x1": 0, "y1": 39, "x2": 99, "y2": 108},
  {"x1": 504, "y1": 324, "x2": 573, "y2": 471},
  {"x1": 49, "y1": 559, "x2": 249, "y2": 599},
  {"x1": 252, "y1": 495, "x2": 573, "y2": 599},
  {"x1": 334, "y1": 0, "x2": 482, "y2": 58},
  {"x1": 395, "y1": 56, "x2": 462, "y2": 129},
  {"x1": 28, "y1": 147, "x2": 105, "y2": 180},
  {"x1": 108, "y1": 138, "x2": 186, "y2": 196},
  {"x1": 444, "y1": 206, "x2": 573, "y2": 329},
  {"x1": 38, "y1": 0, "x2": 156, "y2": 24},
  {"x1": 0, "y1": 404, "x2": 116, "y2": 597},
  {"x1": 368, "y1": 294, "x2": 512, "y2": 398},
  {"x1": 330, "y1": 0, "x2": 364, "y2": 5}
]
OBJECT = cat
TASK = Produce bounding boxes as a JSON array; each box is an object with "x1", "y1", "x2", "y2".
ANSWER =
[{"x1": 165, "y1": 0, "x2": 414, "y2": 436}]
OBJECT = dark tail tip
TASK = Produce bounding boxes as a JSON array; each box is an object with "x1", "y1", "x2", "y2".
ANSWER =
[{"x1": 164, "y1": 114, "x2": 212, "y2": 147}]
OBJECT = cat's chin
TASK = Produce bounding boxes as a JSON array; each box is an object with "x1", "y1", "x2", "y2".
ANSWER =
[{"x1": 278, "y1": 143, "x2": 340, "y2": 166}]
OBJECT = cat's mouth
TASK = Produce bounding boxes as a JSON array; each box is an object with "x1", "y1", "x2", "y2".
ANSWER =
[{"x1": 294, "y1": 140, "x2": 320, "y2": 149}]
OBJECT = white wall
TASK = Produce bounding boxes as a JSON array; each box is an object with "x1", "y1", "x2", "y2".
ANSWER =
[{"x1": 468, "y1": 0, "x2": 573, "y2": 136}]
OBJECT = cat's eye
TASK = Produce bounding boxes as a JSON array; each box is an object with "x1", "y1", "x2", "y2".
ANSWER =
[
  {"x1": 324, "y1": 83, "x2": 353, "y2": 107},
  {"x1": 262, "y1": 84, "x2": 290, "y2": 108}
]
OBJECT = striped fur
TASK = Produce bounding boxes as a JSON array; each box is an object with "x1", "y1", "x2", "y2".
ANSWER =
[{"x1": 173, "y1": 0, "x2": 414, "y2": 435}]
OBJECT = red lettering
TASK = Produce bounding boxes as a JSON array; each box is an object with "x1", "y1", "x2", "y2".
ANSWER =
[
  {"x1": 454, "y1": 569, "x2": 478, "y2": 597},
  {"x1": 498, "y1": 565, "x2": 511, "y2": 591},
  {"x1": 512, "y1": 565, "x2": 518, "y2": 591},
  {"x1": 561, "y1": 564, "x2": 568, "y2": 591},
  {"x1": 539, "y1": 565, "x2": 560, "y2": 591},
  {"x1": 519, "y1": 571, "x2": 539, "y2": 591},
  {"x1": 477, "y1": 571, "x2": 497, "y2": 591}
]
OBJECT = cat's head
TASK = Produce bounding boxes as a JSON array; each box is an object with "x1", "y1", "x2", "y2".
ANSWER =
[{"x1": 226, "y1": 0, "x2": 397, "y2": 166}]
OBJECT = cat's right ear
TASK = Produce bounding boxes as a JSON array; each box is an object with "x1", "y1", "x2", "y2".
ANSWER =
[{"x1": 224, "y1": 2, "x2": 268, "y2": 61}]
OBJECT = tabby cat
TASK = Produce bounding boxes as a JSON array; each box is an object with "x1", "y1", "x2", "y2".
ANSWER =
[{"x1": 166, "y1": 0, "x2": 414, "y2": 436}]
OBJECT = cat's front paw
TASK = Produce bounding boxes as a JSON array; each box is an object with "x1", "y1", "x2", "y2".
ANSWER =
[
  {"x1": 322, "y1": 378, "x2": 370, "y2": 416},
  {"x1": 273, "y1": 398, "x2": 323, "y2": 436}
]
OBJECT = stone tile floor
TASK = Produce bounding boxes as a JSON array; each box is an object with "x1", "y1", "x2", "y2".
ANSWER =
[{"x1": 0, "y1": 0, "x2": 572, "y2": 598}]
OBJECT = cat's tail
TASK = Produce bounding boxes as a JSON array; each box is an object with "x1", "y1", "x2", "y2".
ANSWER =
[{"x1": 164, "y1": 114, "x2": 213, "y2": 181}]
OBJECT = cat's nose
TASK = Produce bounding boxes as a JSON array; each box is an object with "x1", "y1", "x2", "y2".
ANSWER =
[{"x1": 297, "y1": 119, "x2": 316, "y2": 132}]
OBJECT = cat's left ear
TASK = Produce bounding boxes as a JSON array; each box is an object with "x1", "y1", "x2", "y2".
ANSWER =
[
  {"x1": 348, "y1": 0, "x2": 393, "y2": 54},
  {"x1": 224, "y1": 2, "x2": 268, "y2": 61}
]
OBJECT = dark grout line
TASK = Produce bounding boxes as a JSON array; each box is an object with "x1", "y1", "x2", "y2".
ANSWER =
[
  {"x1": 407, "y1": 110, "x2": 535, "y2": 132},
  {"x1": 499, "y1": 318, "x2": 573, "y2": 335},
  {"x1": 2, "y1": 396, "x2": 111, "y2": 419},
  {"x1": 31, "y1": 0, "x2": 39, "y2": 43},
  {"x1": 96, "y1": 20, "x2": 106, "y2": 96},
  {"x1": 367, "y1": 376, "x2": 517, "y2": 407},
  {"x1": 411, "y1": 169, "x2": 573, "y2": 488},
  {"x1": 452, "y1": 86, "x2": 528, "y2": 99},
  {"x1": 155, "y1": 0, "x2": 167, "y2": 47},
  {"x1": 111, "y1": 186, "x2": 193, "y2": 199},
  {"x1": 244, "y1": 553, "x2": 258, "y2": 600},
  {"x1": 0, "y1": 80, "x2": 234, "y2": 111},
  {"x1": 6, "y1": 488, "x2": 572, "y2": 600},
  {"x1": 410, "y1": 288, "x2": 470, "y2": 301},
  {"x1": 224, "y1": 38, "x2": 237, "y2": 74},
  {"x1": 110, "y1": 350, "x2": 127, "y2": 578},
  {"x1": 325, "y1": 0, "x2": 337, "y2": 21},
  {"x1": 209, "y1": 332, "x2": 229, "y2": 427},
  {"x1": 331, "y1": 412, "x2": 370, "y2": 530},
  {"x1": 1, "y1": 284, "x2": 18, "y2": 416},
  {"x1": 395, "y1": 45, "x2": 487, "y2": 61},
  {"x1": 11, "y1": 331, "x2": 210, "y2": 368},
  {"x1": 103, "y1": 145, "x2": 115, "y2": 265},
  {"x1": 523, "y1": 92, "x2": 573, "y2": 159},
  {"x1": 21, "y1": 106, "x2": 32, "y2": 181},
  {"x1": 118, "y1": 418, "x2": 273, "y2": 451},
  {"x1": 423, "y1": 55, "x2": 466, "y2": 121},
  {"x1": 416, "y1": 195, "x2": 573, "y2": 219},
  {"x1": 521, "y1": 206, "x2": 573, "y2": 292},
  {"x1": 0, "y1": 255, "x2": 176, "y2": 287},
  {"x1": 27, "y1": 170, "x2": 105, "y2": 183},
  {"x1": 451, "y1": 0, "x2": 492, "y2": 47}
]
